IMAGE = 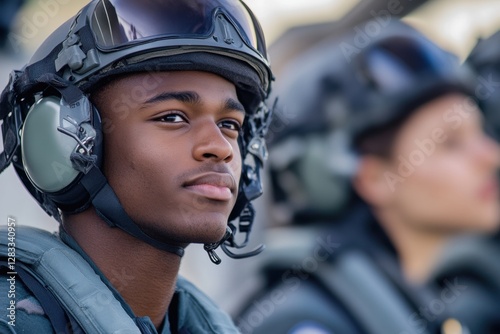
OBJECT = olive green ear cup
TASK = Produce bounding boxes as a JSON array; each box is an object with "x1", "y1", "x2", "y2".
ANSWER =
[{"x1": 21, "y1": 96, "x2": 80, "y2": 193}]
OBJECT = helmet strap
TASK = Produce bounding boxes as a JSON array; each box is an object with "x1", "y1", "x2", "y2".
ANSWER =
[{"x1": 80, "y1": 166, "x2": 186, "y2": 257}]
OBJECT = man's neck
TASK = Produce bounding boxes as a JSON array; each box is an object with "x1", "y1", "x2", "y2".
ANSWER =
[
  {"x1": 62, "y1": 209, "x2": 181, "y2": 329},
  {"x1": 375, "y1": 210, "x2": 450, "y2": 285}
]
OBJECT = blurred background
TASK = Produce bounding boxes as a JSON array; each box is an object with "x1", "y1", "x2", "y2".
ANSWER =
[{"x1": 1, "y1": 0, "x2": 500, "y2": 318}]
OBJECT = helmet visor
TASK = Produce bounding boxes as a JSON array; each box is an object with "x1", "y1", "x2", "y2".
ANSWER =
[{"x1": 90, "y1": 0, "x2": 264, "y2": 56}]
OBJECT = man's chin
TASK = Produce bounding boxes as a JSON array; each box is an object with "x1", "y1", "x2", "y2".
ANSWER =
[
  {"x1": 198, "y1": 224, "x2": 229, "y2": 244},
  {"x1": 138, "y1": 214, "x2": 229, "y2": 246}
]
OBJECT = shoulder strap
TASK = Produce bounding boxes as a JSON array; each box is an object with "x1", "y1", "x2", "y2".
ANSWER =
[
  {"x1": 430, "y1": 235, "x2": 500, "y2": 292},
  {"x1": 0, "y1": 225, "x2": 141, "y2": 334},
  {"x1": 0, "y1": 261, "x2": 72, "y2": 333},
  {"x1": 314, "y1": 251, "x2": 430, "y2": 334}
]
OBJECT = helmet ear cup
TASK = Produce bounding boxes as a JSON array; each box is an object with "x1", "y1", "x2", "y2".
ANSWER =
[
  {"x1": 21, "y1": 96, "x2": 81, "y2": 192},
  {"x1": 20, "y1": 95, "x2": 99, "y2": 200}
]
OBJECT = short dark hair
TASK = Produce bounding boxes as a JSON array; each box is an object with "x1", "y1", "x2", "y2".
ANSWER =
[{"x1": 354, "y1": 115, "x2": 409, "y2": 159}]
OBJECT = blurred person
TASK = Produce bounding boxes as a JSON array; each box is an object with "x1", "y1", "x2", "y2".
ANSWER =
[
  {"x1": 426, "y1": 29, "x2": 500, "y2": 333},
  {"x1": 0, "y1": 0, "x2": 273, "y2": 332},
  {"x1": 235, "y1": 21, "x2": 500, "y2": 334}
]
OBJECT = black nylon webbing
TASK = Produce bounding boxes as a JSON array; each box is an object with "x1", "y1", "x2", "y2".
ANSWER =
[
  {"x1": 0, "y1": 261, "x2": 71, "y2": 333},
  {"x1": 80, "y1": 167, "x2": 186, "y2": 257}
]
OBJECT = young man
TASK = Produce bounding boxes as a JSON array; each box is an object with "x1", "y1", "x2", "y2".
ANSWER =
[
  {"x1": 0, "y1": 0, "x2": 272, "y2": 333},
  {"x1": 236, "y1": 22, "x2": 500, "y2": 333}
]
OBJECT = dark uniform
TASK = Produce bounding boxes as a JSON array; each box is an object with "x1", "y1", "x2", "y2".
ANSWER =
[{"x1": 237, "y1": 202, "x2": 447, "y2": 334}]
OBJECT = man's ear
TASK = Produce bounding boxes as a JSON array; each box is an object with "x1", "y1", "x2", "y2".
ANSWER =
[{"x1": 353, "y1": 155, "x2": 395, "y2": 207}]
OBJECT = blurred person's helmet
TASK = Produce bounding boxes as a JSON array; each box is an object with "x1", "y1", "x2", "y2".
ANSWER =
[
  {"x1": 0, "y1": 0, "x2": 273, "y2": 263},
  {"x1": 466, "y1": 30, "x2": 500, "y2": 141},
  {"x1": 268, "y1": 20, "x2": 474, "y2": 225}
]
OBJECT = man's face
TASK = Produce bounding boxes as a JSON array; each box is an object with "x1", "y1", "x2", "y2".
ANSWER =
[
  {"x1": 93, "y1": 71, "x2": 244, "y2": 245},
  {"x1": 386, "y1": 93, "x2": 500, "y2": 234}
]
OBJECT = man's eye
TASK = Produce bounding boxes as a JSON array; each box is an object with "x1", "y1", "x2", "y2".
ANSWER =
[
  {"x1": 218, "y1": 119, "x2": 242, "y2": 132},
  {"x1": 155, "y1": 113, "x2": 186, "y2": 123}
]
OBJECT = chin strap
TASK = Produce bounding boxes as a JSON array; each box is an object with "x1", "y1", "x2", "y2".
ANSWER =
[
  {"x1": 204, "y1": 226, "x2": 233, "y2": 265},
  {"x1": 204, "y1": 204, "x2": 265, "y2": 264},
  {"x1": 78, "y1": 166, "x2": 186, "y2": 257}
]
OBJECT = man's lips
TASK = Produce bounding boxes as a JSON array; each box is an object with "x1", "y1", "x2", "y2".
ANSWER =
[{"x1": 183, "y1": 173, "x2": 236, "y2": 201}]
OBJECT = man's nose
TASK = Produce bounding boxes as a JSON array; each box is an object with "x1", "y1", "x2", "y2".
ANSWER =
[{"x1": 192, "y1": 119, "x2": 234, "y2": 163}]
